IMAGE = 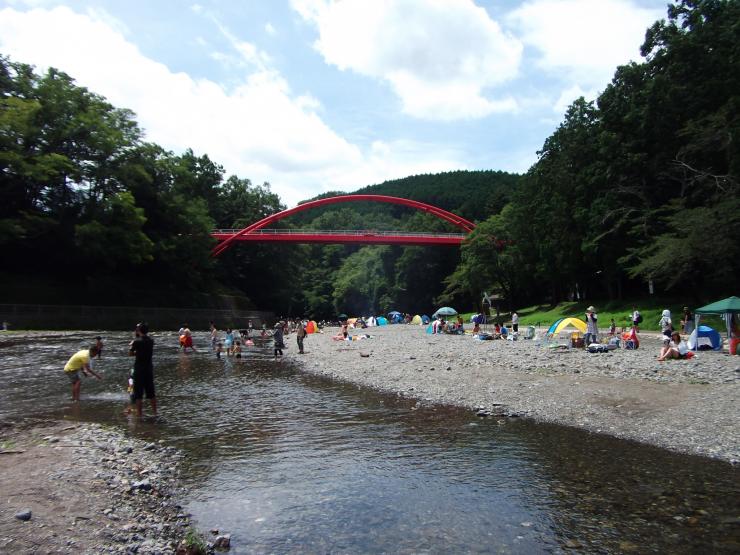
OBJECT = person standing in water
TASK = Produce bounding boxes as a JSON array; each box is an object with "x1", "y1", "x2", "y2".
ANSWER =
[
  {"x1": 129, "y1": 322, "x2": 157, "y2": 417},
  {"x1": 179, "y1": 323, "x2": 197, "y2": 352},
  {"x1": 64, "y1": 345, "x2": 102, "y2": 401},
  {"x1": 209, "y1": 321, "x2": 218, "y2": 350},
  {"x1": 273, "y1": 322, "x2": 285, "y2": 359},
  {"x1": 94, "y1": 336, "x2": 104, "y2": 358}
]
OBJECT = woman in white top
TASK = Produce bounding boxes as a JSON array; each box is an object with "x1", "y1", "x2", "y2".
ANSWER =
[{"x1": 658, "y1": 331, "x2": 689, "y2": 361}]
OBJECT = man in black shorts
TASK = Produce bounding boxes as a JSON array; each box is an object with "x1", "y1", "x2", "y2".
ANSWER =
[{"x1": 129, "y1": 322, "x2": 157, "y2": 417}]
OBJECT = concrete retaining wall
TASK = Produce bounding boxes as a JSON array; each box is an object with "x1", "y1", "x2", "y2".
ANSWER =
[{"x1": 0, "y1": 304, "x2": 273, "y2": 331}]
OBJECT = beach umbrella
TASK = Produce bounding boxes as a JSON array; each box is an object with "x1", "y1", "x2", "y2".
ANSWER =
[
  {"x1": 433, "y1": 306, "x2": 457, "y2": 318},
  {"x1": 388, "y1": 311, "x2": 402, "y2": 316}
]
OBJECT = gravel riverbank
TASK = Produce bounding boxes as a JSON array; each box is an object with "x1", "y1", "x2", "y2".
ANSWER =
[
  {"x1": 287, "y1": 325, "x2": 740, "y2": 463},
  {"x1": 0, "y1": 420, "x2": 219, "y2": 554}
]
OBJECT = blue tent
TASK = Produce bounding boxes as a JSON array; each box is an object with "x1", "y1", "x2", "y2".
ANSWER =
[
  {"x1": 388, "y1": 312, "x2": 403, "y2": 323},
  {"x1": 376, "y1": 316, "x2": 388, "y2": 326},
  {"x1": 688, "y1": 325, "x2": 722, "y2": 351},
  {"x1": 421, "y1": 315, "x2": 431, "y2": 324}
]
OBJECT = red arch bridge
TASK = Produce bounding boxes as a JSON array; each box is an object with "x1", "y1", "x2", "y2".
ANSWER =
[{"x1": 211, "y1": 194, "x2": 476, "y2": 256}]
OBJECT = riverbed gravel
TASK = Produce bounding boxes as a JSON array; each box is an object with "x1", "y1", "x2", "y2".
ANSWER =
[
  {"x1": 0, "y1": 420, "x2": 211, "y2": 554},
  {"x1": 287, "y1": 325, "x2": 740, "y2": 463}
]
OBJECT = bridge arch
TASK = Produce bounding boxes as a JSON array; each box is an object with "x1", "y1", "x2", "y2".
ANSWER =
[{"x1": 212, "y1": 194, "x2": 476, "y2": 256}]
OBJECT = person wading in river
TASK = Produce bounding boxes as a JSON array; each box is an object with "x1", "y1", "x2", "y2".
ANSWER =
[
  {"x1": 129, "y1": 322, "x2": 157, "y2": 417},
  {"x1": 64, "y1": 345, "x2": 102, "y2": 401},
  {"x1": 273, "y1": 322, "x2": 286, "y2": 359}
]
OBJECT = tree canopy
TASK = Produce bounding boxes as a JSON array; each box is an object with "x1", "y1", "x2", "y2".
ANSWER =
[{"x1": 1, "y1": 1, "x2": 737, "y2": 317}]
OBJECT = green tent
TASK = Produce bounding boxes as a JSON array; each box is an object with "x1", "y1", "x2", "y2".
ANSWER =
[
  {"x1": 695, "y1": 296, "x2": 740, "y2": 314},
  {"x1": 694, "y1": 296, "x2": 740, "y2": 342}
]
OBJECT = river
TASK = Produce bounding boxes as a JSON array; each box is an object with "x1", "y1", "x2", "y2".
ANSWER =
[{"x1": 1, "y1": 331, "x2": 737, "y2": 553}]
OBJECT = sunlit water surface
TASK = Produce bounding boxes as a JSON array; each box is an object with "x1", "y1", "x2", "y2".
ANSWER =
[{"x1": 1, "y1": 331, "x2": 738, "y2": 553}]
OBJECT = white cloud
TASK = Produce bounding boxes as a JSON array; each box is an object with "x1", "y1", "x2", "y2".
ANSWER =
[
  {"x1": 265, "y1": 22, "x2": 276, "y2": 36},
  {"x1": 291, "y1": 0, "x2": 523, "y2": 121},
  {"x1": 553, "y1": 84, "x2": 599, "y2": 114},
  {"x1": 507, "y1": 0, "x2": 664, "y2": 89},
  {"x1": 0, "y1": 6, "x2": 467, "y2": 206},
  {"x1": 211, "y1": 19, "x2": 272, "y2": 69}
]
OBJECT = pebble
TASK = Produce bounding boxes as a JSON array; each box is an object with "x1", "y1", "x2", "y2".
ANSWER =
[
  {"x1": 16, "y1": 423, "x2": 196, "y2": 553},
  {"x1": 14, "y1": 509, "x2": 32, "y2": 521}
]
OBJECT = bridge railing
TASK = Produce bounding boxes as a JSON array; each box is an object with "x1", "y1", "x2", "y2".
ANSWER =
[{"x1": 212, "y1": 228, "x2": 467, "y2": 238}]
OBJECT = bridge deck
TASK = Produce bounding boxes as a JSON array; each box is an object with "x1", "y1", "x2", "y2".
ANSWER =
[{"x1": 211, "y1": 229, "x2": 467, "y2": 246}]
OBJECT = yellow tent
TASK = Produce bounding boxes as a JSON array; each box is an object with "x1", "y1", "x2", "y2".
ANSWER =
[
  {"x1": 411, "y1": 314, "x2": 422, "y2": 325},
  {"x1": 550, "y1": 317, "x2": 587, "y2": 336}
]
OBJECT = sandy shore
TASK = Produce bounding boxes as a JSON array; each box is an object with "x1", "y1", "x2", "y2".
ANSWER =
[{"x1": 286, "y1": 325, "x2": 740, "y2": 463}]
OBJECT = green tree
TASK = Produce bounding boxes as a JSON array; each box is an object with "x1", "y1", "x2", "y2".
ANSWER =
[
  {"x1": 75, "y1": 191, "x2": 153, "y2": 268},
  {"x1": 332, "y1": 247, "x2": 395, "y2": 315}
]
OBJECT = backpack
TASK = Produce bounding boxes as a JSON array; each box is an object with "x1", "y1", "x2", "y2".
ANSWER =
[{"x1": 635, "y1": 313, "x2": 643, "y2": 324}]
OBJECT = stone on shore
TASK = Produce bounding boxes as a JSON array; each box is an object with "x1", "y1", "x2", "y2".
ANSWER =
[{"x1": 14, "y1": 509, "x2": 32, "y2": 521}]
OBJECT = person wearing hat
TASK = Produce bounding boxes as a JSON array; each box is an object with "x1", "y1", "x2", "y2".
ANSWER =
[
  {"x1": 273, "y1": 321, "x2": 286, "y2": 359},
  {"x1": 585, "y1": 306, "x2": 599, "y2": 346},
  {"x1": 659, "y1": 310, "x2": 673, "y2": 339}
]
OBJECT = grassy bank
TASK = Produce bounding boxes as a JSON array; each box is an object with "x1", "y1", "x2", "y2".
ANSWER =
[{"x1": 464, "y1": 298, "x2": 727, "y2": 332}]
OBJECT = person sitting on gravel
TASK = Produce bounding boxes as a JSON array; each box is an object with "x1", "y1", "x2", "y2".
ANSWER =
[
  {"x1": 621, "y1": 326, "x2": 640, "y2": 349},
  {"x1": 658, "y1": 331, "x2": 691, "y2": 361}
]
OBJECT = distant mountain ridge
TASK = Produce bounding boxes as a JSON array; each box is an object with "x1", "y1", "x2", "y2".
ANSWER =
[{"x1": 294, "y1": 170, "x2": 520, "y2": 225}]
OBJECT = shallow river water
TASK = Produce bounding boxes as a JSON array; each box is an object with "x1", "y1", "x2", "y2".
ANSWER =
[{"x1": 1, "y1": 331, "x2": 738, "y2": 553}]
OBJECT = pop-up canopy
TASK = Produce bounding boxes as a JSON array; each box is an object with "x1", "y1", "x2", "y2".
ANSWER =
[{"x1": 695, "y1": 296, "x2": 740, "y2": 341}]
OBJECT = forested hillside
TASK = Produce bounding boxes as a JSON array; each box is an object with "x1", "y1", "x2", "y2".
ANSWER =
[
  {"x1": 444, "y1": 0, "x2": 739, "y2": 311},
  {"x1": 280, "y1": 170, "x2": 518, "y2": 317},
  {"x1": 1, "y1": 0, "x2": 737, "y2": 319}
]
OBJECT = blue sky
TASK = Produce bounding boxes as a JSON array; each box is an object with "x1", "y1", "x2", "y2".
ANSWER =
[{"x1": 0, "y1": 0, "x2": 668, "y2": 206}]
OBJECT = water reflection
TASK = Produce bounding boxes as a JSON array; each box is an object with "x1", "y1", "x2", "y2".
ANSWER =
[{"x1": 0, "y1": 332, "x2": 737, "y2": 553}]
